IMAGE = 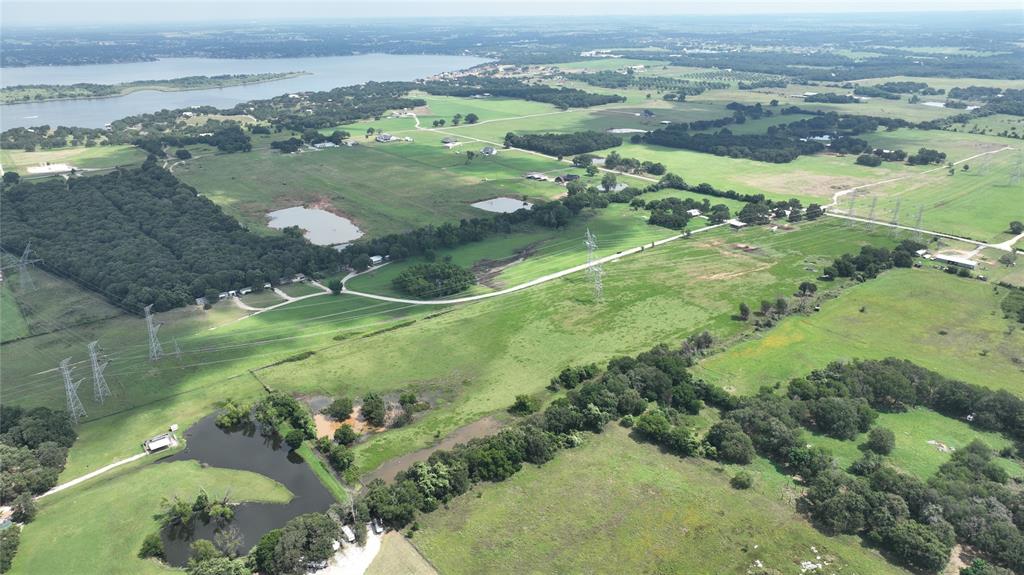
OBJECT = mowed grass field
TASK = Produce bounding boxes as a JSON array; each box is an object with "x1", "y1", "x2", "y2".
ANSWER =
[
  {"x1": 0, "y1": 266, "x2": 125, "y2": 342},
  {"x1": 695, "y1": 269, "x2": 1024, "y2": 396},
  {"x1": 412, "y1": 425, "x2": 908, "y2": 575},
  {"x1": 0, "y1": 282, "x2": 30, "y2": 341},
  {"x1": 10, "y1": 460, "x2": 292, "y2": 575},
  {"x1": 0, "y1": 145, "x2": 147, "y2": 175},
  {"x1": 175, "y1": 135, "x2": 576, "y2": 237}
]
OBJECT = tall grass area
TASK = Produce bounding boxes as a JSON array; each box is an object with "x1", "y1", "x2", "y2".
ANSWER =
[
  {"x1": 413, "y1": 425, "x2": 908, "y2": 575},
  {"x1": 10, "y1": 460, "x2": 291, "y2": 575},
  {"x1": 695, "y1": 269, "x2": 1024, "y2": 396}
]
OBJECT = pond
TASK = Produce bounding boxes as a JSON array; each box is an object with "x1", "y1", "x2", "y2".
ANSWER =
[
  {"x1": 0, "y1": 53, "x2": 489, "y2": 129},
  {"x1": 266, "y1": 206, "x2": 363, "y2": 247},
  {"x1": 160, "y1": 415, "x2": 336, "y2": 566},
  {"x1": 471, "y1": 197, "x2": 534, "y2": 213}
]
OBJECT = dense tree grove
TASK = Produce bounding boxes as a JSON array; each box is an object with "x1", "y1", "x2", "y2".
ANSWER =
[
  {"x1": 563, "y1": 70, "x2": 727, "y2": 96},
  {"x1": 0, "y1": 161, "x2": 341, "y2": 312},
  {"x1": 0, "y1": 406, "x2": 75, "y2": 505},
  {"x1": 823, "y1": 240, "x2": 925, "y2": 280},
  {"x1": 247, "y1": 513, "x2": 338, "y2": 575},
  {"x1": 392, "y1": 262, "x2": 476, "y2": 298},
  {"x1": 643, "y1": 125, "x2": 824, "y2": 163},
  {"x1": 420, "y1": 77, "x2": 625, "y2": 109},
  {"x1": 804, "y1": 92, "x2": 860, "y2": 104},
  {"x1": 906, "y1": 148, "x2": 948, "y2": 165},
  {"x1": 504, "y1": 131, "x2": 622, "y2": 157}
]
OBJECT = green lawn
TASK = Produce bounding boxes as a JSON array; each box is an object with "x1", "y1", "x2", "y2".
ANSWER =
[
  {"x1": 695, "y1": 269, "x2": 1024, "y2": 396},
  {"x1": 10, "y1": 460, "x2": 291, "y2": 575},
  {"x1": 413, "y1": 425, "x2": 907, "y2": 575},
  {"x1": 239, "y1": 290, "x2": 286, "y2": 308},
  {"x1": 0, "y1": 265, "x2": 124, "y2": 339},
  {"x1": 1, "y1": 145, "x2": 147, "y2": 175},
  {"x1": 277, "y1": 282, "x2": 324, "y2": 298}
]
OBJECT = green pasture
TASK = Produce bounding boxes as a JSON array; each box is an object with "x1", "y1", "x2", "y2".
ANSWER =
[
  {"x1": 695, "y1": 268, "x2": 1024, "y2": 396},
  {"x1": 10, "y1": 460, "x2": 291, "y2": 575},
  {"x1": 803, "y1": 408, "x2": 1023, "y2": 482},
  {"x1": 413, "y1": 425, "x2": 908, "y2": 575},
  {"x1": 259, "y1": 219, "x2": 905, "y2": 476},
  {"x1": 0, "y1": 282, "x2": 30, "y2": 342},
  {"x1": 0, "y1": 265, "x2": 124, "y2": 340},
  {"x1": 174, "y1": 136, "x2": 573, "y2": 238},
  {"x1": 277, "y1": 282, "x2": 323, "y2": 298},
  {"x1": 239, "y1": 290, "x2": 286, "y2": 308}
]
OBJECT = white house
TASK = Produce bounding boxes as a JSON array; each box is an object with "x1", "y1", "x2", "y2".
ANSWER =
[
  {"x1": 686, "y1": 209, "x2": 702, "y2": 217},
  {"x1": 369, "y1": 255, "x2": 385, "y2": 266},
  {"x1": 934, "y1": 254, "x2": 977, "y2": 269}
]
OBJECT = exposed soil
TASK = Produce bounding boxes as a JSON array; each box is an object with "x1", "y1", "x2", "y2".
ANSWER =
[
  {"x1": 362, "y1": 416, "x2": 503, "y2": 484},
  {"x1": 471, "y1": 243, "x2": 540, "y2": 289}
]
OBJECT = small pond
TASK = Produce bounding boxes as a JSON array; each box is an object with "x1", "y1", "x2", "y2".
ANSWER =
[
  {"x1": 471, "y1": 197, "x2": 534, "y2": 214},
  {"x1": 160, "y1": 415, "x2": 335, "y2": 566},
  {"x1": 266, "y1": 206, "x2": 363, "y2": 246}
]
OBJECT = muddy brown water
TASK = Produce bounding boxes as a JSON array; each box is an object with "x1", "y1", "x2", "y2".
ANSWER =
[{"x1": 362, "y1": 416, "x2": 503, "y2": 484}]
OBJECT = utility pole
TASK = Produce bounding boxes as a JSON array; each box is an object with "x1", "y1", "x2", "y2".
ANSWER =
[
  {"x1": 584, "y1": 229, "x2": 603, "y2": 300},
  {"x1": 145, "y1": 304, "x2": 164, "y2": 361},
  {"x1": 88, "y1": 341, "x2": 111, "y2": 404},
  {"x1": 913, "y1": 206, "x2": 925, "y2": 242},
  {"x1": 60, "y1": 357, "x2": 87, "y2": 424},
  {"x1": 865, "y1": 196, "x2": 878, "y2": 228},
  {"x1": 846, "y1": 195, "x2": 856, "y2": 227}
]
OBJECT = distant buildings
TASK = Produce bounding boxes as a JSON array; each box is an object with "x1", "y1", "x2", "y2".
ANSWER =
[
  {"x1": 726, "y1": 219, "x2": 748, "y2": 229},
  {"x1": 933, "y1": 254, "x2": 977, "y2": 269},
  {"x1": 481, "y1": 146, "x2": 497, "y2": 156},
  {"x1": 375, "y1": 133, "x2": 396, "y2": 143}
]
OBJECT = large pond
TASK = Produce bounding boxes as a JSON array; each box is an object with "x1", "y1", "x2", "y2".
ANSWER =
[
  {"x1": 0, "y1": 54, "x2": 488, "y2": 129},
  {"x1": 160, "y1": 415, "x2": 335, "y2": 566},
  {"x1": 471, "y1": 197, "x2": 534, "y2": 213},
  {"x1": 266, "y1": 206, "x2": 363, "y2": 247}
]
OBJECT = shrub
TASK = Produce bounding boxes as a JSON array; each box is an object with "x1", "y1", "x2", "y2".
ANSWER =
[
  {"x1": 509, "y1": 394, "x2": 541, "y2": 416},
  {"x1": 138, "y1": 531, "x2": 165, "y2": 559},
  {"x1": 730, "y1": 471, "x2": 754, "y2": 489},
  {"x1": 864, "y1": 426, "x2": 895, "y2": 455},
  {"x1": 323, "y1": 397, "x2": 353, "y2": 421},
  {"x1": 361, "y1": 393, "x2": 387, "y2": 427}
]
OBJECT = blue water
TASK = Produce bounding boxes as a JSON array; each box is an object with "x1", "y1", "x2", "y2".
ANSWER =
[{"x1": 0, "y1": 54, "x2": 487, "y2": 129}]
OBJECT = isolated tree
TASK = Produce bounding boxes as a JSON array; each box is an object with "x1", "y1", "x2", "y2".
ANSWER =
[
  {"x1": 865, "y1": 426, "x2": 895, "y2": 455},
  {"x1": 805, "y1": 203, "x2": 823, "y2": 220},
  {"x1": 175, "y1": 148, "x2": 192, "y2": 160},
  {"x1": 465, "y1": 113, "x2": 479, "y2": 124},
  {"x1": 798, "y1": 282, "x2": 818, "y2": 297},
  {"x1": 730, "y1": 471, "x2": 754, "y2": 489},
  {"x1": 327, "y1": 279, "x2": 342, "y2": 295},
  {"x1": 361, "y1": 393, "x2": 387, "y2": 427},
  {"x1": 465, "y1": 151, "x2": 476, "y2": 164},
  {"x1": 2, "y1": 171, "x2": 20, "y2": 185},
  {"x1": 333, "y1": 424, "x2": 358, "y2": 446},
  {"x1": 601, "y1": 172, "x2": 618, "y2": 192},
  {"x1": 365, "y1": 127, "x2": 375, "y2": 138},
  {"x1": 1010, "y1": 221, "x2": 1024, "y2": 234},
  {"x1": 738, "y1": 302, "x2": 751, "y2": 321},
  {"x1": 285, "y1": 429, "x2": 305, "y2": 450},
  {"x1": 452, "y1": 113, "x2": 463, "y2": 125}
]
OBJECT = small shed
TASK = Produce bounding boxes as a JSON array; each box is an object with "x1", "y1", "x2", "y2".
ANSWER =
[
  {"x1": 369, "y1": 255, "x2": 385, "y2": 266},
  {"x1": 144, "y1": 433, "x2": 173, "y2": 453}
]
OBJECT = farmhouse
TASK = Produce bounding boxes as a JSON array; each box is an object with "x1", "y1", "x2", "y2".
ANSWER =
[
  {"x1": 313, "y1": 141, "x2": 337, "y2": 149},
  {"x1": 375, "y1": 133, "x2": 396, "y2": 143},
  {"x1": 934, "y1": 254, "x2": 977, "y2": 269},
  {"x1": 686, "y1": 209, "x2": 702, "y2": 217}
]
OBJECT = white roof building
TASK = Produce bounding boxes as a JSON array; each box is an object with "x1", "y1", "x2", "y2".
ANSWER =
[{"x1": 726, "y1": 219, "x2": 748, "y2": 229}]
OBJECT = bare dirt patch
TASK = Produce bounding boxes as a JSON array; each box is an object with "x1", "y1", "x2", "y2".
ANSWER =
[
  {"x1": 472, "y1": 243, "x2": 540, "y2": 289},
  {"x1": 363, "y1": 416, "x2": 503, "y2": 484},
  {"x1": 315, "y1": 405, "x2": 387, "y2": 440}
]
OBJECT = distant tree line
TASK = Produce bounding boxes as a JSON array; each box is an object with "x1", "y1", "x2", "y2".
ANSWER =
[
  {"x1": 642, "y1": 125, "x2": 825, "y2": 163},
  {"x1": 504, "y1": 131, "x2": 622, "y2": 156},
  {"x1": 419, "y1": 77, "x2": 625, "y2": 109},
  {"x1": 804, "y1": 92, "x2": 860, "y2": 104},
  {"x1": 0, "y1": 160, "x2": 341, "y2": 312},
  {"x1": 562, "y1": 70, "x2": 727, "y2": 96},
  {"x1": 133, "y1": 125, "x2": 252, "y2": 155}
]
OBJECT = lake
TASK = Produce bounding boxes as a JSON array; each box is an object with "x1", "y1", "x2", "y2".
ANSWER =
[
  {"x1": 471, "y1": 197, "x2": 534, "y2": 213},
  {"x1": 266, "y1": 206, "x2": 363, "y2": 247},
  {"x1": 0, "y1": 54, "x2": 488, "y2": 129},
  {"x1": 160, "y1": 415, "x2": 336, "y2": 566}
]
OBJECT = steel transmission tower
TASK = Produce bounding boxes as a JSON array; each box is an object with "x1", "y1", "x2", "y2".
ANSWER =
[
  {"x1": 60, "y1": 357, "x2": 87, "y2": 424},
  {"x1": 145, "y1": 304, "x2": 164, "y2": 361},
  {"x1": 913, "y1": 206, "x2": 925, "y2": 242},
  {"x1": 846, "y1": 195, "x2": 857, "y2": 227},
  {"x1": 889, "y1": 197, "x2": 902, "y2": 237},
  {"x1": 17, "y1": 243, "x2": 40, "y2": 292},
  {"x1": 584, "y1": 229, "x2": 604, "y2": 300},
  {"x1": 88, "y1": 341, "x2": 111, "y2": 404}
]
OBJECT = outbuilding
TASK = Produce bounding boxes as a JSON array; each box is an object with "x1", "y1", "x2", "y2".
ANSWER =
[
  {"x1": 341, "y1": 525, "x2": 356, "y2": 543},
  {"x1": 481, "y1": 146, "x2": 497, "y2": 156},
  {"x1": 934, "y1": 254, "x2": 977, "y2": 269},
  {"x1": 726, "y1": 219, "x2": 748, "y2": 229},
  {"x1": 369, "y1": 255, "x2": 385, "y2": 266},
  {"x1": 143, "y1": 433, "x2": 173, "y2": 453},
  {"x1": 686, "y1": 209, "x2": 702, "y2": 217}
]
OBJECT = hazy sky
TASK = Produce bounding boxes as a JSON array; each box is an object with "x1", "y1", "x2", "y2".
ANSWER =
[{"x1": 2, "y1": 0, "x2": 1022, "y2": 26}]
